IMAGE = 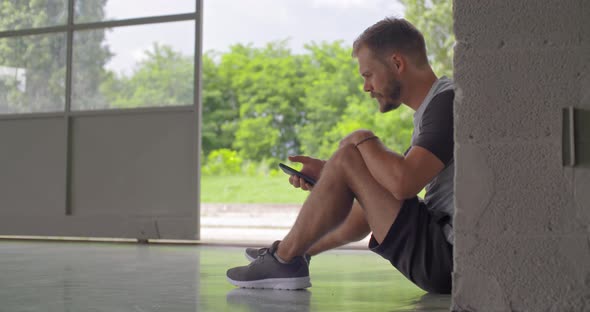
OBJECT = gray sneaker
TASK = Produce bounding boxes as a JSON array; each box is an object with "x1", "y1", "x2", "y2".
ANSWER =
[
  {"x1": 245, "y1": 246, "x2": 311, "y2": 264},
  {"x1": 227, "y1": 241, "x2": 311, "y2": 290}
]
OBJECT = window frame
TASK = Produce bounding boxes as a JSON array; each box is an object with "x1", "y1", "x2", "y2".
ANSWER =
[
  {"x1": 0, "y1": 0, "x2": 202, "y2": 118},
  {"x1": 0, "y1": 0, "x2": 203, "y2": 221}
]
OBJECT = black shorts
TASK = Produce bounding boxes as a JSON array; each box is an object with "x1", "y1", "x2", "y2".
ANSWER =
[{"x1": 368, "y1": 197, "x2": 453, "y2": 294}]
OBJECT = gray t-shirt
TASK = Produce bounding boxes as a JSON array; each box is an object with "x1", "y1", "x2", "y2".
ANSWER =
[{"x1": 410, "y1": 77, "x2": 454, "y2": 243}]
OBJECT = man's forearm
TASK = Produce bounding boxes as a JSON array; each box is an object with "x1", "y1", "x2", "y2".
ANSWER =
[
  {"x1": 355, "y1": 138, "x2": 409, "y2": 200},
  {"x1": 340, "y1": 129, "x2": 409, "y2": 199}
]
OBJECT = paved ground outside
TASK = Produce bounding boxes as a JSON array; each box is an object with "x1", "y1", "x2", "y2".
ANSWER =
[{"x1": 200, "y1": 203, "x2": 370, "y2": 249}]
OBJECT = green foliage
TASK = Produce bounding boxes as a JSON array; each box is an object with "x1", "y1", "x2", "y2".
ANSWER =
[
  {"x1": 218, "y1": 41, "x2": 307, "y2": 160},
  {"x1": 233, "y1": 115, "x2": 280, "y2": 162},
  {"x1": 0, "y1": 0, "x2": 109, "y2": 113},
  {"x1": 102, "y1": 43, "x2": 193, "y2": 108},
  {"x1": 374, "y1": 105, "x2": 414, "y2": 153},
  {"x1": 201, "y1": 51, "x2": 238, "y2": 156},
  {"x1": 315, "y1": 99, "x2": 414, "y2": 158},
  {"x1": 298, "y1": 41, "x2": 365, "y2": 158},
  {"x1": 196, "y1": 39, "x2": 418, "y2": 163},
  {"x1": 402, "y1": 0, "x2": 455, "y2": 77},
  {"x1": 202, "y1": 149, "x2": 243, "y2": 175}
]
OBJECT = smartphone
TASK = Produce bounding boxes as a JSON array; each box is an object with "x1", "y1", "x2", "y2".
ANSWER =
[{"x1": 278, "y1": 163, "x2": 317, "y2": 186}]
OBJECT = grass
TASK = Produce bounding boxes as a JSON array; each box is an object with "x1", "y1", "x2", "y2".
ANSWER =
[
  {"x1": 201, "y1": 174, "x2": 426, "y2": 203},
  {"x1": 200, "y1": 175, "x2": 308, "y2": 204}
]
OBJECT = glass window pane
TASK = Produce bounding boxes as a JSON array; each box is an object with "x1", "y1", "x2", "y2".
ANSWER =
[
  {"x1": 0, "y1": 33, "x2": 67, "y2": 114},
  {"x1": 0, "y1": 0, "x2": 68, "y2": 31},
  {"x1": 75, "y1": 0, "x2": 196, "y2": 23},
  {"x1": 72, "y1": 21, "x2": 194, "y2": 110}
]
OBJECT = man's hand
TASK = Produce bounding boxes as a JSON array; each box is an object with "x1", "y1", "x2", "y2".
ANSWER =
[{"x1": 287, "y1": 155, "x2": 325, "y2": 191}]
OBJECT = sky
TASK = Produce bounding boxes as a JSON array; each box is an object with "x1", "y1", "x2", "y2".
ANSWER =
[
  {"x1": 102, "y1": 0, "x2": 405, "y2": 74},
  {"x1": 203, "y1": 0, "x2": 405, "y2": 53}
]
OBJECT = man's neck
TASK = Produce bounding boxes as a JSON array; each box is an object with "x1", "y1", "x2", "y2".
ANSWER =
[{"x1": 403, "y1": 71, "x2": 438, "y2": 111}]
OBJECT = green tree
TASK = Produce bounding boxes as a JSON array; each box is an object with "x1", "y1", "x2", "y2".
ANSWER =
[
  {"x1": 297, "y1": 41, "x2": 364, "y2": 158},
  {"x1": 233, "y1": 116, "x2": 280, "y2": 162},
  {"x1": 218, "y1": 41, "x2": 307, "y2": 161},
  {"x1": 315, "y1": 93, "x2": 414, "y2": 159},
  {"x1": 0, "y1": 0, "x2": 110, "y2": 113},
  {"x1": 102, "y1": 43, "x2": 193, "y2": 108},
  {"x1": 402, "y1": 0, "x2": 454, "y2": 77},
  {"x1": 200, "y1": 51, "x2": 239, "y2": 156},
  {"x1": 201, "y1": 148, "x2": 243, "y2": 175},
  {"x1": 71, "y1": 0, "x2": 111, "y2": 110}
]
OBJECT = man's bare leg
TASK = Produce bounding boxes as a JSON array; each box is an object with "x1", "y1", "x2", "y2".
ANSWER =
[
  {"x1": 276, "y1": 144, "x2": 403, "y2": 262},
  {"x1": 306, "y1": 201, "x2": 370, "y2": 256}
]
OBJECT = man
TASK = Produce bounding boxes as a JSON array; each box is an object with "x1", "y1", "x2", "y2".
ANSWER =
[{"x1": 226, "y1": 17, "x2": 454, "y2": 294}]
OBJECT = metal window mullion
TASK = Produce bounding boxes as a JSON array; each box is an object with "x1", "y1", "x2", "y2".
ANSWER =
[
  {"x1": 65, "y1": 0, "x2": 74, "y2": 115},
  {"x1": 74, "y1": 13, "x2": 197, "y2": 31},
  {"x1": 0, "y1": 13, "x2": 197, "y2": 39},
  {"x1": 69, "y1": 105, "x2": 195, "y2": 117},
  {"x1": 0, "y1": 105, "x2": 197, "y2": 121},
  {"x1": 193, "y1": 0, "x2": 202, "y2": 114},
  {"x1": 64, "y1": 0, "x2": 75, "y2": 216},
  {"x1": 0, "y1": 25, "x2": 70, "y2": 38},
  {"x1": 193, "y1": 0, "x2": 203, "y2": 239}
]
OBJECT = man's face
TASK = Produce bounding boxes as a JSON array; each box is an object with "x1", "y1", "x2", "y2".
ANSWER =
[{"x1": 357, "y1": 46, "x2": 402, "y2": 113}]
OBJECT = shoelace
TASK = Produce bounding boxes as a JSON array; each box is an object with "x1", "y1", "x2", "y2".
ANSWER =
[
  {"x1": 247, "y1": 248, "x2": 270, "y2": 267},
  {"x1": 257, "y1": 248, "x2": 269, "y2": 257}
]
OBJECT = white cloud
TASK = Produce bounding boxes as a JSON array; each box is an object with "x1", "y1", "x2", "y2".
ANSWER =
[
  {"x1": 206, "y1": 0, "x2": 296, "y2": 24},
  {"x1": 99, "y1": 0, "x2": 407, "y2": 73},
  {"x1": 310, "y1": 0, "x2": 380, "y2": 9},
  {"x1": 132, "y1": 47, "x2": 149, "y2": 63},
  {"x1": 104, "y1": 0, "x2": 194, "y2": 20}
]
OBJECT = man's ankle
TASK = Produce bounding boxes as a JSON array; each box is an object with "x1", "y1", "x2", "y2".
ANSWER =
[{"x1": 275, "y1": 242, "x2": 295, "y2": 263}]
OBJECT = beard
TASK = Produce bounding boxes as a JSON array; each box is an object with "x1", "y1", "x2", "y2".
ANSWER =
[{"x1": 373, "y1": 75, "x2": 402, "y2": 113}]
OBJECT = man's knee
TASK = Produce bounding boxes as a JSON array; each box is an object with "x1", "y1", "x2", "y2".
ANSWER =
[{"x1": 328, "y1": 144, "x2": 363, "y2": 171}]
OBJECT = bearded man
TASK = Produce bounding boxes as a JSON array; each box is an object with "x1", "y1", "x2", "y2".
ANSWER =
[{"x1": 227, "y1": 17, "x2": 455, "y2": 294}]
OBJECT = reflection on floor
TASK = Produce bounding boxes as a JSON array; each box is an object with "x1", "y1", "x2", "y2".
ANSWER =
[{"x1": 0, "y1": 240, "x2": 450, "y2": 312}]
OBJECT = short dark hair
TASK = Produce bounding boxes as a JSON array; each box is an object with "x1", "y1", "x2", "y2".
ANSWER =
[{"x1": 352, "y1": 18, "x2": 428, "y2": 67}]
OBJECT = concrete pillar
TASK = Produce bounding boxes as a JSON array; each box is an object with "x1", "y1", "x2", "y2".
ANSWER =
[{"x1": 453, "y1": 1, "x2": 590, "y2": 310}]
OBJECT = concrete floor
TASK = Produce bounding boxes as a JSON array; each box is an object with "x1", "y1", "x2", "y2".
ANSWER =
[
  {"x1": 199, "y1": 204, "x2": 312, "y2": 246},
  {"x1": 200, "y1": 203, "x2": 371, "y2": 248},
  {"x1": 0, "y1": 240, "x2": 451, "y2": 312}
]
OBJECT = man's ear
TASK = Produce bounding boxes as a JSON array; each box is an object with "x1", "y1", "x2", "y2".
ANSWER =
[{"x1": 390, "y1": 54, "x2": 405, "y2": 72}]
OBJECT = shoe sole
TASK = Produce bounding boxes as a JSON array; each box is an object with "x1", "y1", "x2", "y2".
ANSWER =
[{"x1": 226, "y1": 276, "x2": 311, "y2": 290}]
